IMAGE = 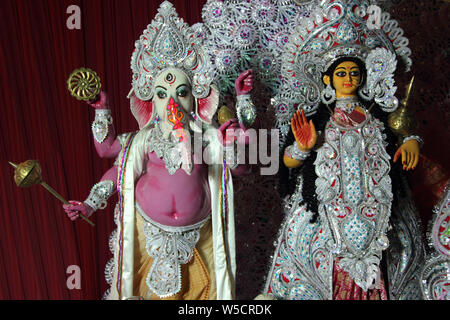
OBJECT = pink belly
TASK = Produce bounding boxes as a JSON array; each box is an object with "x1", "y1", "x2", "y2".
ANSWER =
[{"x1": 135, "y1": 152, "x2": 211, "y2": 227}]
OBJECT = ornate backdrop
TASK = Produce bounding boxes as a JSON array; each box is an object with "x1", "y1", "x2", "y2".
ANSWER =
[{"x1": 0, "y1": 0, "x2": 448, "y2": 299}]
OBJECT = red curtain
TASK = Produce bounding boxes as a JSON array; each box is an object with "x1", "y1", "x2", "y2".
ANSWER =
[
  {"x1": 0, "y1": 0, "x2": 205, "y2": 300},
  {"x1": 0, "y1": 0, "x2": 448, "y2": 300}
]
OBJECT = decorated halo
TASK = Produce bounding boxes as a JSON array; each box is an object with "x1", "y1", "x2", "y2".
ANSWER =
[
  {"x1": 130, "y1": 1, "x2": 214, "y2": 101},
  {"x1": 273, "y1": 0, "x2": 412, "y2": 140}
]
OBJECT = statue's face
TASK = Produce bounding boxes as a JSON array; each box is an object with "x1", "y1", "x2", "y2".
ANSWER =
[
  {"x1": 153, "y1": 68, "x2": 193, "y2": 134},
  {"x1": 323, "y1": 61, "x2": 362, "y2": 98}
]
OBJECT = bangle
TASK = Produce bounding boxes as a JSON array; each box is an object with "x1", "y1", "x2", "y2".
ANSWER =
[
  {"x1": 84, "y1": 180, "x2": 114, "y2": 212},
  {"x1": 403, "y1": 135, "x2": 424, "y2": 148},
  {"x1": 285, "y1": 143, "x2": 311, "y2": 161},
  {"x1": 92, "y1": 109, "x2": 113, "y2": 143},
  {"x1": 236, "y1": 94, "x2": 256, "y2": 126}
]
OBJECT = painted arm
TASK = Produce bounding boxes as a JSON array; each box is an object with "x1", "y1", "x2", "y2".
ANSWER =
[
  {"x1": 63, "y1": 165, "x2": 118, "y2": 221},
  {"x1": 284, "y1": 110, "x2": 317, "y2": 169},
  {"x1": 235, "y1": 69, "x2": 256, "y2": 128},
  {"x1": 89, "y1": 91, "x2": 122, "y2": 158}
]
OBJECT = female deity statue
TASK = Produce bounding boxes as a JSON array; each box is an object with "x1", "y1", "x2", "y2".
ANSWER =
[
  {"x1": 62, "y1": 1, "x2": 254, "y2": 300},
  {"x1": 263, "y1": 1, "x2": 425, "y2": 300}
]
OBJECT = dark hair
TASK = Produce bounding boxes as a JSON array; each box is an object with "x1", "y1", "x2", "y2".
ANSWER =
[{"x1": 279, "y1": 56, "x2": 402, "y2": 223}]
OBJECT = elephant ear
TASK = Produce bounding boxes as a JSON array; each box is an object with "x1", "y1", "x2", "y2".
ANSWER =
[
  {"x1": 195, "y1": 85, "x2": 219, "y2": 124},
  {"x1": 130, "y1": 93, "x2": 155, "y2": 129}
]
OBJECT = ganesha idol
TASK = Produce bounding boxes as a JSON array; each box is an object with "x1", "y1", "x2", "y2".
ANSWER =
[{"x1": 63, "y1": 2, "x2": 255, "y2": 300}]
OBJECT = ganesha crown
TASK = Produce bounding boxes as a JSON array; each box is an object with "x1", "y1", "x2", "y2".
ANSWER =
[{"x1": 130, "y1": 1, "x2": 214, "y2": 101}]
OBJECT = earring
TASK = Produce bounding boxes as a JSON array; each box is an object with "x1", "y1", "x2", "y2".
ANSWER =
[
  {"x1": 321, "y1": 83, "x2": 336, "y2": 105},
  {"x1": 190, "y1": 111, "x2": 199, "y2": 121}
]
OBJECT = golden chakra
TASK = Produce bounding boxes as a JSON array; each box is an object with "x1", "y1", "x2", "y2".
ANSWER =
[{"x1": 67, "y1": 68, "x2": 102, "y2": 101}]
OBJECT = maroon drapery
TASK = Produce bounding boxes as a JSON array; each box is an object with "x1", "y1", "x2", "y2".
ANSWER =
[
  {"x1": 0, "y1": 0, "x2": 205, "y2": 300},
  {"x1": 0, "y1": 0, "x2": 448, "y2": 300}
]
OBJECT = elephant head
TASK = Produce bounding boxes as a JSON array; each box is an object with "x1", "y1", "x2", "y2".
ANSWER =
[{"x1": 130, "y1": 67, "x2": 219, "y2": 135}]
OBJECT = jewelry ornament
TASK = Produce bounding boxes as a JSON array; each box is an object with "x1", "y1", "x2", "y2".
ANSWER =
[
  {"x1": 92, "y1": 109, "x2": 113, "y2": 143},
  {"x1": 420, "y1": 184, "x2": 450, "y2": 300},
  {"x1": 320, "y1": 83, "x2": 337, "y2": 105},
  {"x1": 84, "y1": 180, "x2": 114, "y2": 212},
  {"x1": 130, "y1": 1, "x2": 214, "y2": 102}
]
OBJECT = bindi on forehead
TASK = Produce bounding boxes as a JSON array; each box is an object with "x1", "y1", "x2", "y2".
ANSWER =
[{"x1": 164, "y1": 72, "x2": 176, "y2": 85}]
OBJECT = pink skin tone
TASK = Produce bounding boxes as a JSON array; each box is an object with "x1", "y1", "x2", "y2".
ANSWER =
[
  {"x1": 64, "y1": 70, "x2": 253, "y2": 227},
  {"x1": 63, "y1": 165, "x2": 118, "y2": 221},
  {"x1": 218, "y1": 69, "x2": 254, "y2": 146},
  {"x1": 89, "y1": 92, "x2": 122, "y2": 158},
  {"x1": 136, "y1": 153, "x2": 211, "y2": 225}
]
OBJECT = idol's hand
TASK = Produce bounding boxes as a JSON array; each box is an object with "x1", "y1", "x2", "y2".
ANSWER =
[
  {"x1": 291, "y1": 109, "x2": 317, "y2": 152},
  {"x1": 235, "y1": 70, "x2": 254, "y2": 96},
  {"x1": 87, "y1": 91, "x2": 109, "y2": 109},
  {"x1": 63, "y1": 201, "x2": 94, "y2": 221},
  {"x1": 393, "y1": 139, "x2": 420, "y2": 171},
  {"x1": 218, "y1": 118, "x2": 249, "y2": 146}
]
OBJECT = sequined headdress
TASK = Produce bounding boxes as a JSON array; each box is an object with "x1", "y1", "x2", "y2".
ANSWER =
[
  {"x1": 273, "y1": 0, "x2": 412, "y2": 137},
  {"x1": 130, "y1": 1, "x2": 214, "y2": 101}
]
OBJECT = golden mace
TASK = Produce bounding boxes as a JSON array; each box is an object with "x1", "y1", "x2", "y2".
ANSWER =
[{"x1": 8, "y1": 160, "x2": 95, "y2": 227}]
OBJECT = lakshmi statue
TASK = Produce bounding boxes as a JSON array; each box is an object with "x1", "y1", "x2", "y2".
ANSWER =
[
  {"x1": 263, "y1": 0, "x2": 425, "y2": 300},
  {"x1": 62, "y1": 1, "x2": 254, "y2": 300}
]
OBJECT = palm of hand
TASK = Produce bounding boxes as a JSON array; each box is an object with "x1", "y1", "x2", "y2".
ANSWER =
[{"x1": 291, "y1": 109, "x2": 317, "y2": 152}]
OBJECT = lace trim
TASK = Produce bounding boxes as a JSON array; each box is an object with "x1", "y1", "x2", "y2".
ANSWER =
[
  {"x1": 84, "y1": 180, "x2": 114, "y2": 211},
  {"x1": 147, "y1": 124, "x2": 193, "y2": 175},
  {"x1": 92, "y1": 109, "x2": 113, "y2": 143},
  {"x1": 136, "y1": 203, "x2": 209, "y2": 298}
]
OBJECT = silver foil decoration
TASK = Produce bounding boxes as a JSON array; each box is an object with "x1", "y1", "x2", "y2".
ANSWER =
[
  {"x1": 265, "y1": 111, "x2": 395, "y2": 298},
  {"x1": 272, "y1": 0, "x2": 412, "y2": 145},
  {"x1": 146, "y1": 124, "x2": 193, "y2": 176},
  {"x1": 84, "y1": 180, "x2": 114, "y2": 212},
  {"x1": 236, "y1": 94, "x2": 257, "y2": 126},
  {"x1": 137, "y1": 204, "x2": 208, "y2": 298},
  {"x1": 130, "y1": 1, "x2": 214, "y2": 101},
  {"x1": 92, "y1": 109, "x2": 113, "y2": 143},
  {"x1": 420, "y1": 184, "x2": 450, "y2": 300}
]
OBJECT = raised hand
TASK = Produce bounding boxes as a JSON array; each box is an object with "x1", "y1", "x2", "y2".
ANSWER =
[
  {"x1": 88, "y1": 91, "x2": 109, "y2": 109},
  {"x1": 63, "y1": 201, "x2": 94, "y2": 222},
  {"x1": 218, "y1": 118, "x2": 250, "y2": 146},
  {"x1": 291, "y1": 109, "x2": 317, "y2": 152},
  {"x1": 235, "y1": 69, "x2": 254, "y2": 96},
  {"x1": 393, "y1": 139, "x2": 420, "y2": 171}
]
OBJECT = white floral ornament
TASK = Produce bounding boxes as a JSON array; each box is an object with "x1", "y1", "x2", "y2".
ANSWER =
[
  {"x1": 198, "y1": 0, "x2": 316, "y2": 98},
  {"x1": 130, "y1": 1, "x2": 214, "y2": 101},
  {"x1": 359, "y1": 48, "x2": 398, "y2": 112}
]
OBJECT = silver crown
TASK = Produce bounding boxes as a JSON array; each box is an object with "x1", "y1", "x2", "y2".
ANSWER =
[
  {"x1": 273, "y1": 0, "x2": 412, "y2": 139},
  {"x1": 130, "y1": 1, "x2": 214, "y2": 101}
]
